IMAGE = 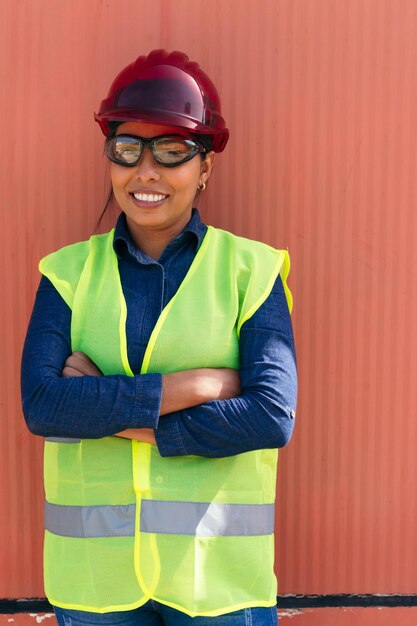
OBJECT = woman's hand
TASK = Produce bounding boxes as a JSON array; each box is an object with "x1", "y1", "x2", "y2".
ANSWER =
[
  {"x1": 62, "y1": 351, "x2": 103, "y2": 377},
  {"x1": 61, "y1": 352, "x2": 155, "y2": 444}
]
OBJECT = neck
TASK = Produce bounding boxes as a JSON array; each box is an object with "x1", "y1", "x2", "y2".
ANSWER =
[{"x1": 126, "y1": 214, "x2": 192, "y2": 260}]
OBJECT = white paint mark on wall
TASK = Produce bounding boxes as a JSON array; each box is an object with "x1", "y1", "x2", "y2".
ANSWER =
[
  {"x1": 277, "y1": 609, "x2": 304, "y2": 619},
  {"x1": 28, "y1": 614, "x2": 55, "y2": 624}
]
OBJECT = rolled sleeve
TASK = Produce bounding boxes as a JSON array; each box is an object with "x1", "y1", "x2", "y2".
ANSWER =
[
  {"x1": 154, "y1": 414, "x2": 189, "y2": 456},
  {"x1": 131, "y1": 373, "x2": 162, "y2": 429}
]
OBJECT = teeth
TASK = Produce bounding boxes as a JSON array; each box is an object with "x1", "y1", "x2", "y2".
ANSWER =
[{"x1": 133, "y1": 193, "x2": 167, "y2": 202}]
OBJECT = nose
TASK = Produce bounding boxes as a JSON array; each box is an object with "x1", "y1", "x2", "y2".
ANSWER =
[{"x1": 132, "y1": 147, "x2": 161, "y2": 181}]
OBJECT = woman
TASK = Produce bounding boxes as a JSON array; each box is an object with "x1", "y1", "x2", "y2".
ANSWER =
[{"x1": 21, "y1": 49, "x2": 297, "y2": 626}]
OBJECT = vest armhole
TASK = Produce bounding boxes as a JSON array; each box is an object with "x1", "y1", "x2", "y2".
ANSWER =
[
  {"x1": 38, "y1": 238, "x2": 95, "y2": 310},
  {"x1": 237, "y1": 249, "x2": 292, "y2": 336}
]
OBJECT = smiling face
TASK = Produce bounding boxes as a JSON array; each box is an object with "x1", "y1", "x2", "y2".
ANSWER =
[{"x1": 109, "y1": 121, "x2": 215, "y2": 255}]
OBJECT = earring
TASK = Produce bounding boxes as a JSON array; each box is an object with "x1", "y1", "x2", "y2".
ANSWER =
[{"x1": 197, "y1": 181, "x2": 206, "y2": 192}]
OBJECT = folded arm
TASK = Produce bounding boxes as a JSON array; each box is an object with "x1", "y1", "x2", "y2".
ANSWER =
[
  {"x1": 60, "y1": 352, "x2": 240, "y2": 445},
  {"x1": 21, "y1": 274, "x2": 296, "y2": 456}
]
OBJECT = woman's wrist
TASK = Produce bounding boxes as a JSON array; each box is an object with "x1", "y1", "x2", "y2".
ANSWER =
[{"x1": 160, "y1": 370, "x2": 203, "y2": 414}]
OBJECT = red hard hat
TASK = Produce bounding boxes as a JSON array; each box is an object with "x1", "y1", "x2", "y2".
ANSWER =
[{"x1": 94, "y1": 49, "x2": 229, "y2": 152}]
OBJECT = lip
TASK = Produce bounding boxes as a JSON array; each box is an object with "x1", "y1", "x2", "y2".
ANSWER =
[
  {"x1": 129, "y1": 188, "x2": 169, "y2": 195},
  {"x1": 129, "y1": 190, "x2": 169, "y2": 208}
]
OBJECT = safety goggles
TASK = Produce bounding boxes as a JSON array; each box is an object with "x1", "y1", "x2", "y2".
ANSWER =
[{"x1": 104, "y1": 134, "x2": 207, "y2": 168}]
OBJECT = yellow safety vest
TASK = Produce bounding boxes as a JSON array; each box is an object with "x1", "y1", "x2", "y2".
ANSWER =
[{"x1": 39, "y1": 225, "x2": 292, "y2": 616}]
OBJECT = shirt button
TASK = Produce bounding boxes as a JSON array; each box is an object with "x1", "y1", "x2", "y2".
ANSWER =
[
  {"x1": 156, "y1": 476, "x2": 163, "y2": 484},
  {"x1": 290, "y1": 410, "x2": 296, "y2": 419}
]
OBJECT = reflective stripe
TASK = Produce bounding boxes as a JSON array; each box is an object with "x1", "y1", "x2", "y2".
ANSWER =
[
  {"x1": 45, "y1": 437, "x2": 81, "y2": 444},
  {"x1": 45, "y1": 500, "x2": 275, "y2": 538},
  {"x1": 141, "y1": 501, "x2": 275, "y2": 536},
  {"x1": 45, "y1": 502, "x2": 136, "y2": 538}
]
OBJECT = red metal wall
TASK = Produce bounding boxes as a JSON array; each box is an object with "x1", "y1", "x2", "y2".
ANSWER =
[{"x1": 2, "y1": 0, "x2": 417, "y2": 614}]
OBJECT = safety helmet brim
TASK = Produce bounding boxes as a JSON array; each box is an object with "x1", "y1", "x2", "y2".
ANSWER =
[{"x1": 94, "y1": 109, "x2": 229, "y2": 152}]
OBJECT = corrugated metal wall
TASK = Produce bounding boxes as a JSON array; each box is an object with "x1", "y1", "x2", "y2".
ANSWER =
[{"x1": 2, "y1": 0, "x2": 417, "y2": 609}]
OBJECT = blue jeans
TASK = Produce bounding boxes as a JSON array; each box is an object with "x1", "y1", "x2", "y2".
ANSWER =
[{"x1": 54, "y1": 601, "x2": 278, "y2": 626}]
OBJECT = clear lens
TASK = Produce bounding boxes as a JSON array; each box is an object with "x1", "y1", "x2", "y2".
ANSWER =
[
  {"x1": 153, "y1": 138, "x2": 198, "y2": 164},
  {"x1": 108, "y1": 136, "x2": 142, "y2": 165},
  {"x1": 105, "y1": 135, "x2": 202, "y2": 167}
]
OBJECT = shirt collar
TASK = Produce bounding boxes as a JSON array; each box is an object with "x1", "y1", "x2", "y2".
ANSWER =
[{"x1": 113, "y1": 208, "x2": 207, "y2": 264}]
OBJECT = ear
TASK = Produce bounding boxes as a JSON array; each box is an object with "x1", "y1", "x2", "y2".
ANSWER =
[{"x1": 199, "y1": 152, "x2": 215, "y2": 186}]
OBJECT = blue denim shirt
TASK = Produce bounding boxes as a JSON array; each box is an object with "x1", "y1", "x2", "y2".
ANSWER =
[{"x1": 21, "y1": 210, "x2": 297, "y2": 457}]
